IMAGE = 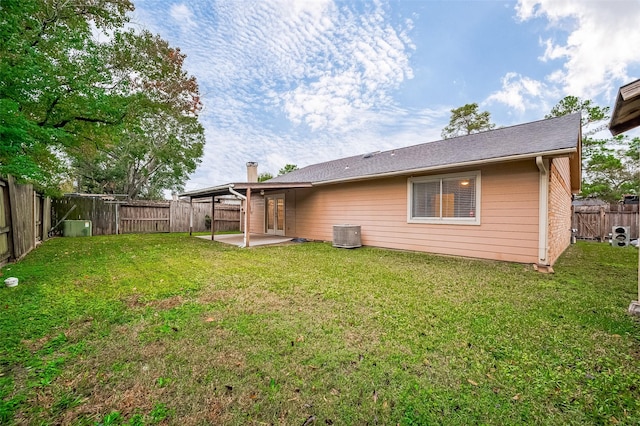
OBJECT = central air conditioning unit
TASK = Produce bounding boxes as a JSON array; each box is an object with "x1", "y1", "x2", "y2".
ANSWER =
[
  {"x1": 612, "y1": 226, "x2": 630, "y2": 247},
  {"x1": 332, "y1": 225, "x2": 362, "y2": 248}
]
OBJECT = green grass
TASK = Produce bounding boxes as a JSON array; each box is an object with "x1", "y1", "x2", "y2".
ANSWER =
[{"x1": 0, "y1": 234, "x2": 638, "y2": 425}]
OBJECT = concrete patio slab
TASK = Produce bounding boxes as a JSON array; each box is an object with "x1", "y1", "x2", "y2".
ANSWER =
[{"x1": 196, "y1": 233, "x2": 293, "y2": 247}]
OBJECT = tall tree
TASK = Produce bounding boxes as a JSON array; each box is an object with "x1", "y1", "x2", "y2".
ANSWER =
[
  {"x1": 70, "y1": 30, "x2": 204, "y2": 198},
  {"x1": 546, "y1": 96, "x2": 638, "y2": 202},
  {"x1": 441, "y1": 103, "x2": 495, "y2": 139},
  {"x1": 258, "y1": 172, "x2": 274, "y2": 182},
  {"x1": 278, "y1": 164, "x2": 298, "y2": 175},
  {"x1": 0, "y1": 0, "x2": 135, "y2": 192},
  {"x1": 0, "y1": 0, "x2": 205, "y2": 198},
  {"x1": 545, "y1": 95, "x2": 610, "y2": 132}
]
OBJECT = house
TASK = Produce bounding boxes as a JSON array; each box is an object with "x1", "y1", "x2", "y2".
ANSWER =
[{"x1": 181, "y1": 113, "x2": 582, "y2": 268}]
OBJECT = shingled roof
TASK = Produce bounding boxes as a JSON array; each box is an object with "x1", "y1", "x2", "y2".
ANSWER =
[{"x1": 269, "y1": 113, "x2": 581, "y2": 184}]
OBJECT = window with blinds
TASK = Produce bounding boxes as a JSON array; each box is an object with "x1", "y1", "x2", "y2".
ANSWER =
[{"x1": 408, "y1": 171, "x2": 480, "y2": 224}]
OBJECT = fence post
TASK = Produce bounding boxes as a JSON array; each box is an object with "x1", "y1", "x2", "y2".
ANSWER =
[
  {"x1": 599, "y1": 206, "x2": 606, "y2": 241},
  {"x1": 189, "y1": 198, "x2": 193, "y2": 236},
  {"x1": 115, "y1": 203, "x2": 119, "y2": 235},
  {"x1": 169, "y1": 201, "x2": 174, "y2": 233}
]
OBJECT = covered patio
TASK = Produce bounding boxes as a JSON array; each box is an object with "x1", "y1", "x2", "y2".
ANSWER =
[
  {"x1": 196, "y1": 233, "x2": 293, "y2": 247},
  {"x1": 180, "y1": 180, "x2": 312, "y2": 248}
]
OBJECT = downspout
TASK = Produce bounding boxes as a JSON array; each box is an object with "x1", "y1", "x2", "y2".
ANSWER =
[
  {"x1": 228, "y1": 186, "x2": 248, "y2": 247},
  {"x1": 536, "y1": 156, "x2": 549, "y2": 266}
]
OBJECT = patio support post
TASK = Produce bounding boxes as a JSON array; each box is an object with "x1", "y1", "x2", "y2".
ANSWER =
[
  {"x1": 245, "y1": 188, "x2": 251, "y2": 248},
  {"x1": 211, "y1": 195, "x2": 215, "y2": 240}
]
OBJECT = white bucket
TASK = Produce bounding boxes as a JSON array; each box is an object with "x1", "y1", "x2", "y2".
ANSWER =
[{"x1": 4, "y1": 277, "x2": 18, "y2": 288}]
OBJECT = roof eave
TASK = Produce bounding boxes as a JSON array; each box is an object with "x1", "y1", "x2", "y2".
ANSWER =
[
  {"x1": 311, "y1": 148, "x2": 578, "y2": 186},
  {"x1": 179, "y1": 182, "x2": 313, "y2": 199},
  {"x1": 609, "y1": 79, "x2": 640, "y2": 136}
]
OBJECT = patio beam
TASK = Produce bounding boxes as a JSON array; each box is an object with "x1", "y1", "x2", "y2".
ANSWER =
[{"x1": 245, "y1": 187, "x2": 251, "y2": 248}]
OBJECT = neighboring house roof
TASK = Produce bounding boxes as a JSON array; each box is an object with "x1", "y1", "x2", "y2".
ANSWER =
[
  {"x1": 270, "y1": 113, "x2": 582, "y2": 185},
  {"x1": 572, "y1": 197, "x2": 608, "y2": 206}
]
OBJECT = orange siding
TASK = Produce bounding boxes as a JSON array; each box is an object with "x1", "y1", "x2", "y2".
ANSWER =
[
  {"x1": 289, "y1": 161, "x2": 542, "y2": 264},
  {"x1": 547, "y1": 157, "x2": 572, "y2": 265},
  {"x1": 249, "y1": 194, "x2": 265, "y2": 234},
  {"x1": 249, "y1": 189, "x2": 298, "y2": 235}
]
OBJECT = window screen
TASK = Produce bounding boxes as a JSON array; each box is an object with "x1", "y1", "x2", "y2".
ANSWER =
[{"x1": 410, "y1": 174, "x2": 478, "y2": 221}]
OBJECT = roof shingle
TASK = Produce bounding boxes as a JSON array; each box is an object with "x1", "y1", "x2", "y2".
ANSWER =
[{"x1": 269, "y1": 113, "x2": 581, "y2": 184}]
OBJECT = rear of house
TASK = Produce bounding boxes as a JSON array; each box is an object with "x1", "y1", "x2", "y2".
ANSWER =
[
  {"x1": 255, "y1": 157, "x2": 575, "y2": 265},
  {"x1": 183, "y1": 113, "x2": 581, "y2": 267}
]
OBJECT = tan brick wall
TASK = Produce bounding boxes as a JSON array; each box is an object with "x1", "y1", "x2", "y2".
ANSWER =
[{"x1": 547, "y1": 157, "x2": 572, "y2": 265}]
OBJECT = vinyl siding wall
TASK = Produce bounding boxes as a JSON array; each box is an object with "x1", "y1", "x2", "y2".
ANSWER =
[
  {"x1": 547, "y1": 157, "x2": 573, "y2": 265},
  {"x1": 279, "y1": 160, "x2": 542, "y2": 264}
]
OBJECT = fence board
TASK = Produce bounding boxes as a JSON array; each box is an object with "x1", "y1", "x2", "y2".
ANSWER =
[
  {"x1": 120, "y1": 204, "x2": 170, "y2": 233},
  {"x1": 8, "y1": 176, "x2": 35, "y2": 260},
  {"x1": 42, "y1": 197, "x2": 51, "y2": 242},
  {"x1": 35, "y1": 194, "x2": 42, "y2": 242},
  {"x1": 214, "y1": 204, "x2": 241, "y2": 232},
  {"x1": 51, "y1": 196, "x2": 117, "y2": 236},
  {"x1": 51, "y1": 196, "x2": 240, "y2": 235},
  {"x1": 170, "y1": 201, "x2": 210, "y2": 232},
  {"x1": 0, "y1": 180, "x2": 10, "y2": 264}
]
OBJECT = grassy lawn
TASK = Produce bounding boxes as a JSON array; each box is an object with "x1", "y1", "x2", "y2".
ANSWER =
[{"x1": 0, "y1": 234, "x2": 638, "y2": 425}]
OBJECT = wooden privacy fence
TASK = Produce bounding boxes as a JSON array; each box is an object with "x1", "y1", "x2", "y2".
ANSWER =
[
  {"x1": 0, "y1": 176, "x2": 51, "y2": 266},
  {"x1": 572, "y1": 204, "x2": 638, "y2": 241},
  {"x1": 51, "y1": 195, "x2": 240, "y2": 235}
]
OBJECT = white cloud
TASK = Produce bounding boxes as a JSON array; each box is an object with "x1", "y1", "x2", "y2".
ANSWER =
[
  {"x1": 515, "y1": 0, "x2": 640, "y2": 99},
  {"x1": 485, "y1": 72, "x2": 549, "y2": 113},
  {"x1": 133, "y1": 0, "x2": 418, "y2": 189},
  {"x1": 169, "y1": 4, "x2": 196, "y2": 30}
]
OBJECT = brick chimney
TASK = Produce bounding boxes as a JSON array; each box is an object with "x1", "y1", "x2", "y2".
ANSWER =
[{"x1": 246, "y1": 162, "x2": 258, "y2": 182}]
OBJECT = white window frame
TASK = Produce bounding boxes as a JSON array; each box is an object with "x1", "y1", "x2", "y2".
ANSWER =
[{"x1": 407, "y1": 171, "x2": 481, "y2": 225}]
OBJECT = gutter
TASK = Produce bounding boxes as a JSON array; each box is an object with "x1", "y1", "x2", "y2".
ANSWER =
[
  {"x1": 228, "y1": 185, "x2": 249, "y2": 248},
  {"x1": 536, "y1": 156, "x2": 549, "y2": 266},
  {"x1": 228, "y1": 185, "x2": 247, "y2": 201},
  {"x1": 312, "y1": 147, "x2": 577, "y2": 186}
]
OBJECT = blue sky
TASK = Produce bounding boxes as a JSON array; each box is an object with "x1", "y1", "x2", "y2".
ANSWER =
[{"x1": 129, "y1": 0, "x2": 640, "y2": 190}]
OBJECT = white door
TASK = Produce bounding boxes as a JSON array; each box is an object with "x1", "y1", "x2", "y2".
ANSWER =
[{"x1": 265, "y1": 195, "x2": 285, "y2": 235}]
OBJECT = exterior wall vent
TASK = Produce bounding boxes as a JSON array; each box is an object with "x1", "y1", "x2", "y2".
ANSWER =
[{"x1": 333, "y1": 225, "x2": 362, "y2": 248}]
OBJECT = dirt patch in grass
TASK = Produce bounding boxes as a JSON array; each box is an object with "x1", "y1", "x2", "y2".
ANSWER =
[
  {"x1": 20, "y1": 335, "x2": 52, "y2": 353},
  {"x1": 60, "y1": 382, "x2": 162, "y2": 424},
  {"x1": 176, "y1": 395, "x2": 234, "y2": 426}
]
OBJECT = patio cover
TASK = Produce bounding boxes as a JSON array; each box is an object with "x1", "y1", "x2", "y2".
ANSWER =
[{"x1": 179, "y1": 182, "x2": 312, "y2": 247}]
